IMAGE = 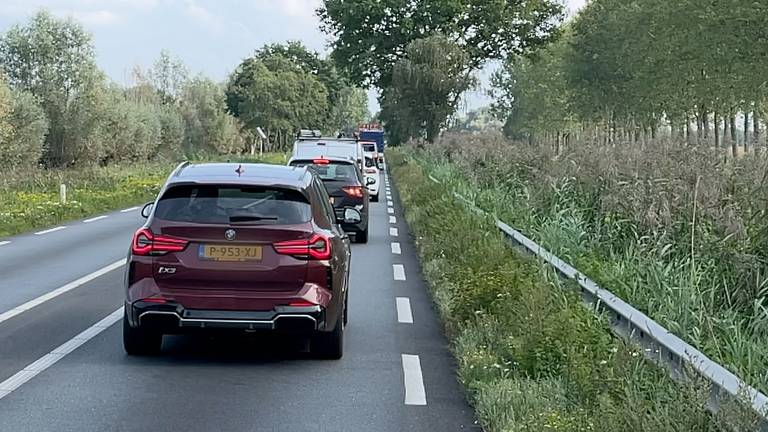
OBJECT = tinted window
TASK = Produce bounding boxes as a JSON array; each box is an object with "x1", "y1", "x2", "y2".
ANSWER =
[
  {"x1": 362, "y1": 144, "x2": 376, "y2": 152},
  {"x1": 365, "y1": 157, "x2": 375, "y2": 168},
  {"x1": 290, "y1": 161, "x2": 358, "y2": 183},
  {"x1": 154, "y1": 185, "x2": 311, "y2": 225}
]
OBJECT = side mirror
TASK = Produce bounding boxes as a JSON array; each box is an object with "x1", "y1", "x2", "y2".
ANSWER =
[
  {"x1": 365, "y1": 177, "x2": 376, "y2": 186},
  {"x1": 339, "y1": 208, "x2": 361, "y2": 224},
  {"x1": 140, "y1": 202, "x2": 154, "y2": 218}
]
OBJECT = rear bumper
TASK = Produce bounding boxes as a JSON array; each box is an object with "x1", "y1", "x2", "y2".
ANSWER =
[{"x1": 126, "y1": 301, "x2": 328, "y2": 334}]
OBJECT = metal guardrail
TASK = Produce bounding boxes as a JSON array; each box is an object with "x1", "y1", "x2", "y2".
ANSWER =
[{"x1": 425, "y1": 172, "x2": 768, "y2": 426}]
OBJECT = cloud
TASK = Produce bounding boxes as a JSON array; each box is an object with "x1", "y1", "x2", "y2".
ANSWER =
[
  {"x1": 278, "y1": 0, "x2": 319, "y2": 18},
  {"x1": 184, "y1": 1, "x2": 223, "y2": 32},
  {"x1": 68, "y1": 10, "x2": 119, "y2": 25}
]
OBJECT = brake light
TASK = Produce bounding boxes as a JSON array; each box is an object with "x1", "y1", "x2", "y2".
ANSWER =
[
  {"x1": 288, "y1": 300, "x2": 317, "y2": 307},
  {"x1": 273, "y1": 234, "x2": 331, "y2": 260},
  {"x1": 313, "y1": 159, "x2": 330, "y2": 165},
  {"x1": 342, "y1": 186, "x2": 364, "y2": 198},
  {"x1": 141, "y1": 297, "x2": 168, "y2": 304},
  {"x1": 131, "y1": 228, "x2": 188, "y2": 256},
  {"x1": 365, "y1": 168, "x2": 377, "y2": 174}
]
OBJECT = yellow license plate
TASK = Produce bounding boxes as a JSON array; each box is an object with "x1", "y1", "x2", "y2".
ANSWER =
[{"x1": 201, "y1": 245, "x2": 262, "y2": 262}]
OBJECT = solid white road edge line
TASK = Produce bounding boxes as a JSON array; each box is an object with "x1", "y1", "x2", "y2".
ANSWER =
[
  {"x1": 393, "y1": 264, "x2": 406, "y2": 281},
  {"x1": 396, "y1": 297, "x2": 413, "y2": 324},
  {"x1": 34, "y1": 226, "x2": 67, "y2": 235},
  {"x1": 0, "y1": 260, "x2": 126, "y2": 325},
  {"x1": 389, "y1": 216, "x2": 397, "y2": 224},
  {"x1": 0, "y1": 241, "x2": 10, "y2": 247},
  {"x1": 120, "y1": 206, "x2": 140, "y2": 213},
  {"x1": 389, "y1": 227, "x2": 399, "y2": 237},
  {"x1": 83, "y1": 215, "x2": 108, "y2": 223},
  {"x1": 0, "y1": 307, "x2": 123, "y2": 400},
  {"x1": 401, "y1": 354, "x2": 427, "y2": 406},
  {"x1": 391, "y1": 242, "x2": 401, "y2": 255}
]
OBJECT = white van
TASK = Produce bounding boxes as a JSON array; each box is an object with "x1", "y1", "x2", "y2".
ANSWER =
[{"x1": 292, "y1": 132, "x2": 364, "y2": 169}]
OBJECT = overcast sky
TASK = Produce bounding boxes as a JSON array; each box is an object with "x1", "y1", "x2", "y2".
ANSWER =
[{"x1": 0, "y1": 0, "x2": 588, "y2": 112}]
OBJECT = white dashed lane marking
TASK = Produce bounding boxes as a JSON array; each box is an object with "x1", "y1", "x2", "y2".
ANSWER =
[
  {"x1": 0, "y1": 260, "x2": 125, "y2": 325},
  {"x1": 0, "y1": 241, "x2": 10, "y2": 247},
  {"x1": 396, "y1": 297, "x2": 413, "y2": 324},
  {"x1": 393, "y1": 264, "x2": 406, "y2": 281},
  {"x1": 391, "y1": 242, "x2": 401, "y2": 255},
  {"x1": 387, "y1": 200, "x2": 394, "y2": 206},
  {"x1": 401, "y1": 354, "x2": 427, "y2": 405},
  {"x1": 34, "y1": 226, "x2": 67, "y2": 235},
  {"x1": 0, "y1": 308, "x2": 122, "y2": 401},
  {"x1": 83, "y1": 215, "x2": 108, "y2": 223},
  {"x1": 389, "y1": 216, "x2": 396, "y2": 224},
  {"x1": 390, "y1": 227, "x2": 399, "y2": 237},
  {"x1": 120, "y1": 206, "x2": 140, "y2": 213},
  {"x1": 387, "y1": 208, "x2": 394, "y2": 214}
]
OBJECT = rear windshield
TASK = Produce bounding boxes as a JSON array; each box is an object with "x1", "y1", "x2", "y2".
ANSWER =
[
  {"x1": 154, "y1": 185, "x2": 311, "y2": 225},
  {"x1": 362, "y1": 144, "x2": 376, "y2": 152},
  {"x1": 291, "y1": 161, "x2": 358, "y2": 182}
]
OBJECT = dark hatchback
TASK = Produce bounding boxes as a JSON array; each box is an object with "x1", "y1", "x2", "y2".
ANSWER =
[
  {"x1": 288, "y1": 156, "x2": 371, "y2": 243},
  {"x1": 123, "y1": 162, "x2": 359, "y2": 359}
]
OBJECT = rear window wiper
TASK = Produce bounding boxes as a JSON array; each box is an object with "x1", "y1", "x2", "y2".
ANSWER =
[{"x1": 229, "y1": 215, "x2": 279, "y2": 224}]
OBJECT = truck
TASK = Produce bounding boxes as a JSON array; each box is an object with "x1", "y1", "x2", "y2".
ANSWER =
[{"x1": 357, "y1": 123, "x2": 385, "y2": 163}]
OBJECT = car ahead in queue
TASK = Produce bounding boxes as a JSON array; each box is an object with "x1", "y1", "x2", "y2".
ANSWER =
[
  {"x1": 288, "y1": 156, "x2": 371, "y2": 243},
  {"x1": 363, "y1": 156, "x2": 380, "y2": 202},
  {"x1": 361, "y1": 141, "x2": 379, "y2": 167},
  {"x1": 123, "y1": 162, "x2": 359, "y2": 359},
  {"x1": 292, "y1": 130, "x2": 364, "y2": 170}
]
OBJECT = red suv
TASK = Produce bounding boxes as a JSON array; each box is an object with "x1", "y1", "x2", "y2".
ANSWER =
[{"x1": 123, "y1": 162, "x2": 357, "y2": 359}]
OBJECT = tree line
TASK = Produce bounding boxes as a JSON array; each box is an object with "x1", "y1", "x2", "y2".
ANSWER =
[
  {"x1": 0, "y1": 11, "x2": 369, "y2": 170},
  {"x1": 317, "y1": 0, "x2": 564, "y2": 145},
  {"x1": 489, "y1": 0, "x2": 768, "y2": 156}
]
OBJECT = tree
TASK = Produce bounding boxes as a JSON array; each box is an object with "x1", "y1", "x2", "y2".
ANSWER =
[
  {"x1": 318, "y1": 0, "x2": 563, "y2": 88},
  {"x1": 0, "y1": 10, "x2": 103, "y2": 166},
  {"x1": 182, "y1": 77, "x2": 245, "y2": 155},
  {"x1": 380, "y1": 35, "x2": 475, "y2": 143},
  {"x1": 147, "y1": 50, "x2": 189, "y2": 104},
  {"x1": 328, "y1": 86, "x2": 369, "y2": 134},
  {"x1": 226, "y1": 55, "x2": 328, "y2": 149},
  {"x1": 250, "y1": 41, "x2": 351, "y2": 130}
]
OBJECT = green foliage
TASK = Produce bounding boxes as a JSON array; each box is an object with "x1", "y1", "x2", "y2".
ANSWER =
[
  {"x1": 147, "y1": 49, "x2": 189, "y2": 104},
  {"x1": 181, "y1": 77, "x2": 245, "y2": 156},
  {"x1": 412, "y1": 131, "x2": 768, "y2": 400},
  {"x1": 7, "y1": 90, "x2": 48, "y2": 168},
  {"x1": 380, "y1": 35, "x2": 475, "y2": 143},
  {"x1": 388, "y1": 148, "x2": 758, "y2": 430},
  {"x1": 492, "y1": 0, "x2": 768, "y2": 147},
  {"x1": 0, "y1": 10, "x2": 103, "y2": 166},
  {"x1": 318, "y1": 0, "x2": 563, "y2": 88},
  {"x1": 226, "y1": 54, "x2": 328, "y2": 149},
  {"x1": 328, "y1": 85, "x2": 369, "y2": 134}
]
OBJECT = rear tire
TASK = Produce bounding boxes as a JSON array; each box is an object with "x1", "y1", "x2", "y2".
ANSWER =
[
  {"x1": 355, "y1": 228, "x2": 368, "y2": 244},
  {"x1": 370, "y1": 194, "x2": 379, "y2": 202},
  {"x1": 123, "y1": 311, "x2": 162, "y2": 356},
  {"x1": 312, "y1": 313, "x2": 344, "y2": 360}
]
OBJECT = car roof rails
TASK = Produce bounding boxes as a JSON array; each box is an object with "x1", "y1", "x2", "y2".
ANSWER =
[{"x1": 297, "y1": 129, "x2": 323, "y2": 139}]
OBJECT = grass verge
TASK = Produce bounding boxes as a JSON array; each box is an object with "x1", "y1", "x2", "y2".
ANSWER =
[
  {"x1": 0, "y1": 153, "x2": 287, "y2": 238},
  {"x1": 387, "y1": 148, "x2": 759, "y2": 431}
]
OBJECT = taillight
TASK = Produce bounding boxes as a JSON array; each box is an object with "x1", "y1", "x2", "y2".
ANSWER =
[
  {"x1": 131, "y1": 228, "x2": 188, "y2": 256},
  {"x1": 342, "y1": 186, "x2": 364, "y2": 198},
  {"x1": 365, "y1": 168, "x2": 377, "y2": 174},
  {"x1": 273, "y1": 234, "x2": 331, "y2": 260}
]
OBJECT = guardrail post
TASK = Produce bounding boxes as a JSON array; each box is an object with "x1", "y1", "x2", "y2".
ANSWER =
[{"x1": 59, "y1": 184, "x2": 67, "y2": 204}]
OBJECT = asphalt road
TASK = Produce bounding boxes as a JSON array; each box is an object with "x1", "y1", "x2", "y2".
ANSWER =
[{"x1": 0, "y1": 171, "x2": 477, "y2": 431}]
